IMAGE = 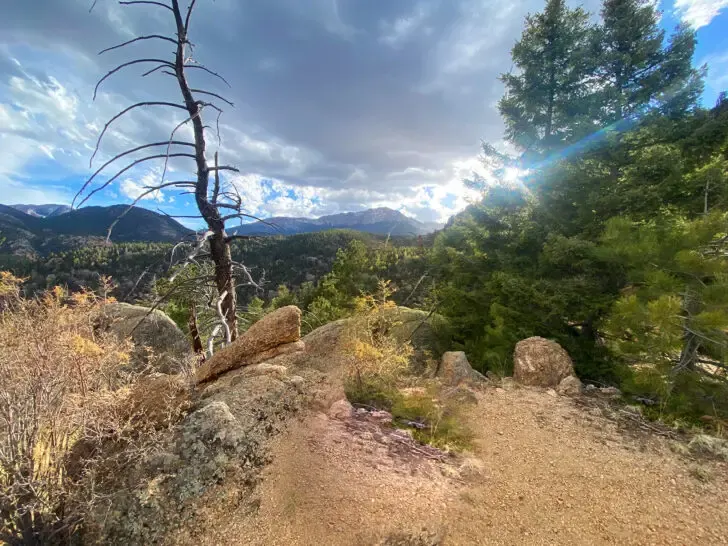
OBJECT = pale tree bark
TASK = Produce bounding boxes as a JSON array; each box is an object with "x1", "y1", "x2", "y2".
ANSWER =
[{"x1": 76, "y1": 0, "x2": 270, "y2": 346}]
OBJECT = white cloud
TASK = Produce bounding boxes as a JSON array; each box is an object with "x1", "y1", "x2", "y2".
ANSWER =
[
  {"x1": 119, "y1": 169, "x2": 166, "y2": 202},
  {"x1": 379, "y1": 5, "x2": 431, "y2": 47},
  {"x1": 674, "y1": 0, "x2": 728, "y2": 28},
  {"x1": 701, "y1": 51, "x2": 728, "y2": 99}
]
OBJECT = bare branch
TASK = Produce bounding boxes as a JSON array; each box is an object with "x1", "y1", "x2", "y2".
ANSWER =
[
  {"x1": 208, "y1": 166, "x2": 240, "y2": 173},
  {"x1": 124, "y1": 266, "x2": 151, "y2": 301},
  {"x1": 119, "y1": 1, "x2": 173, "y2": 11},
  {"x1": 74, "y1": 140, "x2": 194, "y2": 207},
  {"x1": 142, "y1": 64, "x2": 173, "y2": 77},
  {"x1": 158, "y1": 213, "x2": 203, "y2": 218},
  {"x1": 76, "y1": 153, "x2": 196, "y2": 208},
  {"x1": 99, "y1": 35, "x2": 178, "y2": 55},
  {"x1": 184, "y1": 0, "x2": 198, "y2": 32},
  {"x1": 231, "y1": 260, "x2": 260, "y2": 289},
  {"x1": 190, "y1": 89, "x2": 234, "y2": 107},
  {"x1": 208, "y1": 325, "x2": 222, "y2": 356},
  {"x1": 221, "y1": 212, "x2": 277, "y2": 229},
  {"x1": 216, "y1": 290, "x2": 232, "y2": 345},
  {"x1": 159, "y1": 104, "x2": 207, "y2": 186},
  {"x1": 90, "y1": 101, "x2": 187, "y2": 167},
  {"x1": 106, "y1": 180, "x2": 196, "y2": 241},
  {"x1": 94, "y1": 59, "x2": 174, "y2": 100},
  {"x1": 184, "y1": 64, "x2": 231, "y2": 87},
  {"x1": 224, "y1": 234, "x2": 251, "y2": 243}
]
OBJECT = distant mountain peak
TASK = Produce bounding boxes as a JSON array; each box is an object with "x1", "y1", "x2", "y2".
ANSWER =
[
  {"x1": 229, "y1": 207, "x2": 443, "y2": 237},
  {"x1": 11, "y1": 204, "x2": 72, "y2": 218}
]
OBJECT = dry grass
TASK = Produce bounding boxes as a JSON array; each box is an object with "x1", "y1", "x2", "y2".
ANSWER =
[
  {"x1": 0, "y1": 275, "x2": 185, "y2": 544},
  {"x1": 342, "y1": 282, "x2": 414, "y2": 410}
]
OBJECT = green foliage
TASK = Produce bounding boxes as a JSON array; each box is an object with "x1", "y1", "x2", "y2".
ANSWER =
[
  {"x1": 499, "y1": 0, "x2": 595, "y2": 153},
  {"x1": 596, "y1": 0, "x2": 700, "y2": 121},
  {"x1": 431, "y1": 0, "x2": 727, "y2": 428},
  {"x1": 391, "y1": 389, "x2": 474, "y2": 451},
  {"x1": 344, "y1": 374, "x2": 401, "y2": 411},
  {"x1": 600, "y1": 213, "x2": 728, "y2": 368},
  {"x1": 622, "y1": 367, "x2": 728, "y2": 426}
]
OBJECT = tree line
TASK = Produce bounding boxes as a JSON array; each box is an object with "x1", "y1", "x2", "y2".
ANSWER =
[{"x1": 432, "y1": 0, "x2": 728, "y2": 423}]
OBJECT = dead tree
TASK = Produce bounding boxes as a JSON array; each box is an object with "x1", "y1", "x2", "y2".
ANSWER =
[{"x1": 77, "y1": 0, "x2": 261, "y2": 343}]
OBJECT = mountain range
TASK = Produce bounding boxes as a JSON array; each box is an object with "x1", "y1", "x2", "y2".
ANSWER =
[
  {"x1": 0, "y1": 204, "x2": 442, "y2": 256},
  {"x1": 0, "y1": 204, "x2": 193, "y2": 256},
  {"x1": 229, "y1": 207, "x2": 441, "y2": 236}
]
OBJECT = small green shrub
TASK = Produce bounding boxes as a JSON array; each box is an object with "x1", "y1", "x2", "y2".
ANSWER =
[
  {"x1": 391, "y1": 389, "x2": 473, "y2": 451},
  {"x1": 344, "y1": 373, "x2": 401, "y2": 411},
  {"x1": 621, "y1": 366, "x2": 728, "y2": 428}
]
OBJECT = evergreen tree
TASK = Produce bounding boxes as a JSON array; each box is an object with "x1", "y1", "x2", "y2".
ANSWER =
[
  {"x1": 499, "y1": 0, "x2": 594, "y2": 155},
  {"x1": 595, "y1": 0, "x2": 700, "y2": 122},
  {"x1": 601, "y1": 213, "x2": 728, "y2": 373}
]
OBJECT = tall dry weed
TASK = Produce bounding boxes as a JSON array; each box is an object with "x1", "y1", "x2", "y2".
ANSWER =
[{"x1": 0, "y1": 275, "x2": 180, "y2": 544}]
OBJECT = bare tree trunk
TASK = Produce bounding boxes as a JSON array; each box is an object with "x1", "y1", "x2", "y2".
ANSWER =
[
  {"x1": 82, "y1": 1, "x2": 249, "y2": 346},
  {"x1": 675, "y1": 290, "x2": 700, "y2": 373},
  {"x1": 188, "y1": 306, "x2": 204, "y2": 355},
  {"x1": 171, "y1": 0, "x2": 238, "y2": 341},
  {"x1": 209, "y1": 232, "x2": 238, "y2": 341},
  {"x1": 677, "y1": 331, "x2": 700, "y2": 372}
]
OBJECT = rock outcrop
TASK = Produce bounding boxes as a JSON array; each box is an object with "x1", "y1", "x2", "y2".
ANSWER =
[
  {"x1": 556, "y1": 375, "x2": 583, "y2": 396},
  {"x1": 99, "y1": 302, "x2": 191, "y2": 373},
  {"x1": 97, "y1": 349, "x2": 318, "y2": 544},
  {"x1": 437, "y1": 351, "x2": 485, "y2": 386},
  {"x1": 513, "y1": 336, "x2": 574, "y2": 387},
  {"x1": 195, "y1": 306, "x2": 303, "y2": 384}
]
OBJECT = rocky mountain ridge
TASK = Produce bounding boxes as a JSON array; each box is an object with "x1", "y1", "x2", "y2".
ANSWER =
[{"x1": 229, "y1": 207, "x2": 442, "y2": 236}]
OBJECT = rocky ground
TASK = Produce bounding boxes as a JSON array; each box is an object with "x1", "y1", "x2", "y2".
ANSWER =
[
  {"x1": 95, "y1": 308, "x2": 728, "y2": 545},
  {"x1": 169, "y1": 384, "x2": 728, "y2": 545}
]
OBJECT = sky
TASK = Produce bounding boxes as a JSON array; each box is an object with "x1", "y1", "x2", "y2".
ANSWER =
[{"x1": 0, "y1": 0, "x2": 727, "y2": 227}]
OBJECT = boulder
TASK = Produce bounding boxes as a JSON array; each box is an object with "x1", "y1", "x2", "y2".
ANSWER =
[
  {"x1": 195, "y1": 306, "x2": 302, "y2": 384},
  {"x1": 328, "y1": 399, "x2": 353, "y2": 420},
  {"x1": 599, "y1": 386, "x2": 621, "y2": 398},
  {"x1": 556, "y1": 375, "x2": 583, "y2": 396},
  {"x1": 513, "y1": 336, "x2": 574, "y2": 387},
  {"x1": 437, "y1": 351, "x2": 485, "y2": 386},
  {"x1": 100, "y1": 303, "x2": 192, "y2": 373}
]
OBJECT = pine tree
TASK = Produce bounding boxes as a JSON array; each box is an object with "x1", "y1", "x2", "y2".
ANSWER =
[
  {"x1": 595, "y1": 0, "x2": 700, "y2": 122},
  {"x1": 603, "y1": 212, "x2": 728, "y2": 371},
  {"x1": 499, "y1": 0, "x2": 594, "y2": 155}
]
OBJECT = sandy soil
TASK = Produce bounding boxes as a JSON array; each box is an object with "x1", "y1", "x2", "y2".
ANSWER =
[{"x1": 174, "y1": 381, "x2": 728, "y2": 546}]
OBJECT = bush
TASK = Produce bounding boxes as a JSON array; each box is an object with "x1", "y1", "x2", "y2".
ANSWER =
[
  {"x1": 620, "y1": 365, "x2": 728, "y2": 430},
  {"x1": 342, "y1": 281, "x2": 472, "y2": 451},
  {"x1": 0, "y1": 276, "x2": 180, "y2": 543},
  {"x1": 391, "y1": 388, "x2": 473, "y2": 451}
]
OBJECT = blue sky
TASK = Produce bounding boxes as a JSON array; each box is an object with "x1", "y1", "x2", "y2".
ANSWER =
[{"x1": 0, "y1": 0, "x2": 726, "y2": 227}]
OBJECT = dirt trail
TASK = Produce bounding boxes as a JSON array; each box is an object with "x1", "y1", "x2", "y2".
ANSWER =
[{"x1": 178, "y1": 381, "x2": 728, "y2": 545}]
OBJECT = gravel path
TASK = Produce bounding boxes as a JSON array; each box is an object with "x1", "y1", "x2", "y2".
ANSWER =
[{"x1": 176, "y1": 384, "x2": 728, "y2": 545}]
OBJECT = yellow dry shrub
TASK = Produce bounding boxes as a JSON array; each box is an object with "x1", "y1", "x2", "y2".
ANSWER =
[
  {"x1": 343, "y1": 281, "x2": 413, "y2": 407},
  {"x1": 0, "y1": 278, "x2": 170, "y2": 543}
]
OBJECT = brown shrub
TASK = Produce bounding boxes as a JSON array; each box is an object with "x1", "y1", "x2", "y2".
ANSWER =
[{"x1": 0, "y1": 277, "x2": 185, "y2": 544}]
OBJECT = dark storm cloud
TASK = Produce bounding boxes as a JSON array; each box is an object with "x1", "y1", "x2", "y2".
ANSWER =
[{"x1": 1, "y1": 0, "x2": 602, "y2": 219}]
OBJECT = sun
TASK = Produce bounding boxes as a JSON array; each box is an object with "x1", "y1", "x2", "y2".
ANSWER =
[{"x1": 502, "y1": 167, "x2": 526, "y2": 184}]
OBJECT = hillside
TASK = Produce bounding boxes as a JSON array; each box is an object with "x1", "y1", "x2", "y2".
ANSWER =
[
  {"x1": 0, "y1": 204, "x2": 193, "y2": 256},
  {"x1": 0, "y1": 230, "x2": 397, "y2": 303},
  {"x1": 230, "y1": 207, "x2": 442, "y2": 236},
  {"x1": 31, "y1": 302, "x2": 726, "y2": 545}
]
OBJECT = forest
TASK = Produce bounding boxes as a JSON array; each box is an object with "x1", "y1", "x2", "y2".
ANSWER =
[{"x1": 2, "y1": 0, "x2": 728, "y2": 428}]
